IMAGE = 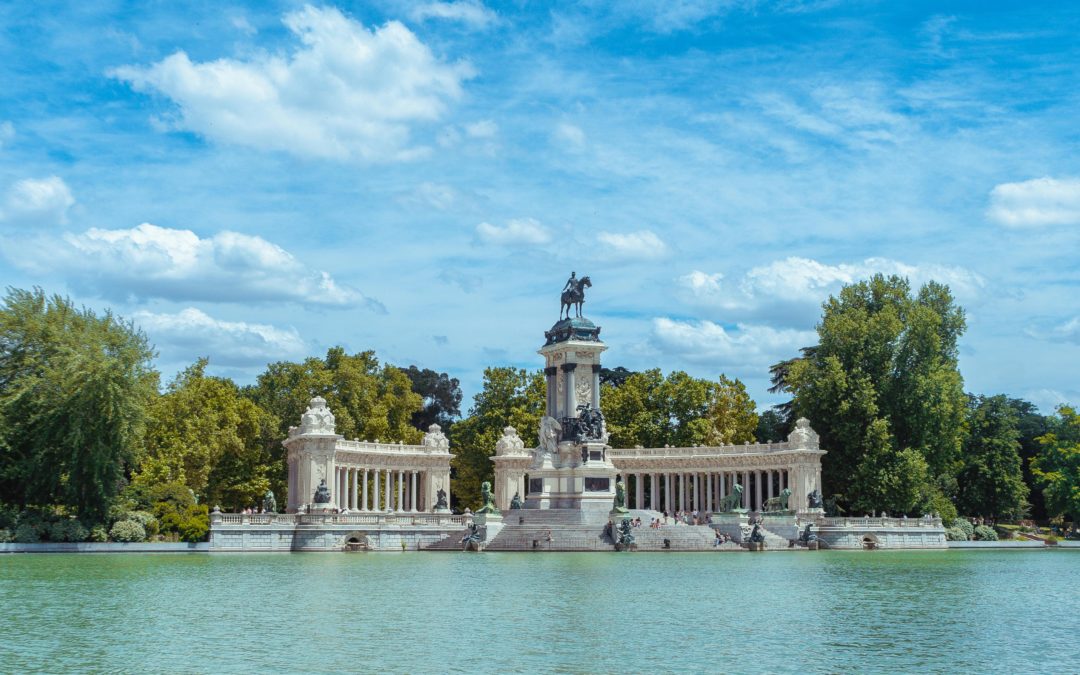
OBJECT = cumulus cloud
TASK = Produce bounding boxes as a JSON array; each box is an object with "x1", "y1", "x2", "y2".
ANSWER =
[
  {"x1": 476, "y1": 218, "x2": 552, "y2": 246},
  {"x1": 740, "y1": 256, "x2": 986, "y2": 302},
  {"x1": 678, "y1": 270, "x2": 724, "y2": 297},
  {"x1": 987, "y1": 177, "x2": 1080, "y2": 227},
  {"x1": 111, "y1": 5, "x2": 473, "y2": 161},
  {"x1": 651, "y1": 318, "x2": 817, "y2": 368},
  {"x1": 410, "y1": 1, "x2": 497, "y2": 28},
  {"x1": 597, "y1": 230, "x2": 668, "y2": 260},
  {"x1": 0, "y1": 176, "x2": 75, "y2": 226},
  {"x1": 9, "y1": 222, "x2": 378, "y2": 308},
  {"x1": 134, "y1": 307, "x2": 307, "y2": 366}
]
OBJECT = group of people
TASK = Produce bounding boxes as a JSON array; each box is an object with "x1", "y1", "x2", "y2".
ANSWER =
[{"x1": 713, "y1": 530, "x2": 732, "y2": 546}]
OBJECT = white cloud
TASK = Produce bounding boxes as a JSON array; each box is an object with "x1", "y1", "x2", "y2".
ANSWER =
[
  {"x1": 410, "y1": 1, "x2": 497, "y2": 29},
  {"x1": 10, "y1": 222, "x2": 377, "y2": 308},
  {"x1": 741, "y1": 256, "x2": 986, "y2": 302},
  {"x1": 553, "y1": 122, "x2": 586, "y2": 150},
  {"x1": 406, "y1": 182, "x2": 457, "y2": 210},
  {"x1": 1046, "y1": 316, "x2": 1080, "y2": 344},
  {"x1": 987, "y1": 177, "x2": 1080, "y2": 227},
  {"x1": 476, "y1": 218, "x2": 552, "y2": 246},
  {"x1": 0, "y1": 176, "x2": 75, "y2": 226},
  {"x1": 0, "y1": 121, "x2": 13, "y2": 148},
  {"x1": 597, "y1": 230, "x2": 668, "y2": 259},
  {"x1": 678, "y1": 270, "x2": 724, "y2": 297},
  {"x1": 651, "y1": 318, "x2": 817, "y2": 367},
  {"x1": 465, "y1": 119, "x2": 498, "y2": 138},
  {"x1": 134, "y1": 307, "x2": 307, "y2": 366},
  {"x1": 111, "y1": 5, "x2": 473, "y2": 161}
]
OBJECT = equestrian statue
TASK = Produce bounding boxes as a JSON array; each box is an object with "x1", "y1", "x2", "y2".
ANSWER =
[{"x1": 560, "y1": 271, "x2": 592, "y2": 320}]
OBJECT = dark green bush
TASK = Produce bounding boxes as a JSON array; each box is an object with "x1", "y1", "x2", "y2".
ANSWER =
[
  {"x1": 974, "y1": 525, "x2": 998, "y2": 541},
  {"x1": 0, "y1": 528, "x2": 12, "y2": 543},
  {"x1": 946, "y1": 527, "x2": 968, "y2": 541},
  {"x1": 109, "y1": 519, "x2": 146, "y2": 543},
  {"x1": 954, "y1": 519, "x2": 975, "y2": 539},
  {"x1": 49, "y1": 519, "x2": 89, "y2": 542},
  {"x1": 178, "y1": 504, "x2": 209, "y2": 542},
  {"x1": 13, "y1": 522, "x2": 40, "y2": 543},
  {"x1": 89, "y1": 526, "x2": 109, "y2": 542}
]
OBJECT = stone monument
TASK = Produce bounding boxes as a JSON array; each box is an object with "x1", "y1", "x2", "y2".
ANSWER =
[{"x1": 524, "y1": 272, "x2": 618, "y2": 517}]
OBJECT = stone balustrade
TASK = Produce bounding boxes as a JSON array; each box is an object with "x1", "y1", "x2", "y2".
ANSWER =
[
  {"x1": 336, "y1": 439, "x2": 450, "y2": 455},
  {"x1": 818, "y1": 516, "x2": 944, "y2": 528},
  {"x1": 213, "y1": 512, "x2": 467, "y2": 527},
  {"x1": 607, "y1": 442, "x2": 799, "y2": 458}
]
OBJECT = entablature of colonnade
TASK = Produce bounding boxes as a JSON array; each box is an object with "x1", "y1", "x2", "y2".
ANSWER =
[
  {"x1": 334, "y1": 445, "x2": 451, "y2": 472},
  {"x1": 607, "y1": 448, "x2": 825, "y2": 472}
]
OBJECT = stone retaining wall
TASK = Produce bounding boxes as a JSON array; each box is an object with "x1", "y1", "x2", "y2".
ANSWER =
[{"x1": 0, "y1": 542, "x2": 209, "y2": 553}]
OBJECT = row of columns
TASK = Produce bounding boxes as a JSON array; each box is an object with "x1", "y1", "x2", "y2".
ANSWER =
[
  {"x1": 620, "y1": 469, "x2": 790, "y2": 513},
  {"x1": 333, "y1": 467, "x2": 425, "y2": 512}
]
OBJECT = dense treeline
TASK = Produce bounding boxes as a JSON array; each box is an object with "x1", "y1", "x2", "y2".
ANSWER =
[{"x1": 0, "y1": 280, "x2": 1077, "y2": 542}]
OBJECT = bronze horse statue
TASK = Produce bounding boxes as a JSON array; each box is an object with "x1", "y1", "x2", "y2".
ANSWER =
[{"x1": 560, "y1": 276, "x2": 591, "y2": 320}]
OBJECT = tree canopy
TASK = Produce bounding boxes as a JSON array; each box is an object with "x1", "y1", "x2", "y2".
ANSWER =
[
  {"x1": 779, "y1": 275, "x2": 967, "y2": 516},
  {"x1": 450, "y1": 367, "x2": 544, "y2": 510},
  {"x1": 0, "y1": 288, "x2": 157, "y2": 522},
  {"x1": 956, "y1": 395, "x2": 1029, "y2": 520},
  {"x1": 601, "y1": 369, "x2": 757, "y2": 448},
  {"x1": 1032, "y1": 406, "x2": 1080, "y2": 522}
]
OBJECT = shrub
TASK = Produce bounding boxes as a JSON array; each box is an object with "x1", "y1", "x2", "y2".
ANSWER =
[
  {"x1": 973, "y1": 525, "x2": 998, "y2": 541},
  {"x1": 13, "y1": 522, "x2": 41, "y2": 543},
  {"x1": 124, "y1": 511, "x2": 159, "y2": 538},
  {"x1": 954, "y1": 519, "x2": 975, "y2": 539},
  {"x1": 109, "y1": 519, "x2": 146, "y2": 543},
  {"x1": 178, "y1": 505, "x2": 209, "y2": 543},
  {"x1": 49, "y1": 519, "x2": 89, "y2": 542},
  {"x1": 946, "y1": 527, "x2": 968, "y2": 541},
  {"x1": 0, "y1": 528, "x2": 12, "y2": 543},
  {"x1": 89, "y1": 526, "x2": 109, "y2": 543}
]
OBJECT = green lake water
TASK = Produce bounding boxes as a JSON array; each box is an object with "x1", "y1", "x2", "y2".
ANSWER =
[{"x1": 1, "y1": 550, "x2": 1077, "y2": 674}]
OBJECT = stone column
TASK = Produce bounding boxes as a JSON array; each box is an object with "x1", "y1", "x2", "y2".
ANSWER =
[
  {"x1": 411, "y1": 471, "x2": 418, "y2": 512},
  {"x1": 338, "y1": 468, "x2": 345, "y2": 509},
  {"x1": 361, "y1": 469, "x2": 369, "y2": 510},
  {"x1": 767, "y1": 470, "x2": 774, "y2": 501},
  {"x1": 544, "y1": 366, "x2": 557, "y2": 417},
  {"x1": 591, "y1": 364, "x2": 601, "y2": 409},
  {"x1": 563, "y1": 363, "x2": 577, "y2": 418},
  {"x1": 692, "y1": 473, "x2": 699, "y2": 511},
  {"x1": 635, "y1": 474, "x2": 643, "y2": 510},
  {"x1": 719, "y1": 472, "x2": 726, "y2": 499},
  {"x1": 397, "y1": 470, "x2": 405, "y2": 512},
  {"x1": 753, "y1": 471, "x2": 760, "y2": 510},
  {"x1": 651, "y1": 474, "x2": 659, "y2": 510},
  {"x1": 373, "y1": 468, "x2": 380, "y2": 510},
  {"x1": 665, "y1": 474, "x2": 672, "y2": 513},
  {"x1": 742, "y1": 471, "x2": 750, "y2": 509},
  {"x1": 706, "y1": 472, "x2": 713, "y2": 512},
  {"x1": 384, "y1": 470, "x2": 392, "y2": 511}
]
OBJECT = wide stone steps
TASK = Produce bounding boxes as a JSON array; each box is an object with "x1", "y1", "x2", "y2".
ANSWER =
[{"x1": 423, "y1": 528, "x2": 474, "y2": 551}]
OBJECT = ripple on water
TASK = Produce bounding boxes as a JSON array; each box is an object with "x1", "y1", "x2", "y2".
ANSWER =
[{"x1": 0, "y1": 550, "x2": 1077, "y2": 673}]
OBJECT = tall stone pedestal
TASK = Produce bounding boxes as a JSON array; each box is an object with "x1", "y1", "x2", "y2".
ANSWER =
[{"x1": 524, "y1": 441, "x2": 617, "y2": 521}]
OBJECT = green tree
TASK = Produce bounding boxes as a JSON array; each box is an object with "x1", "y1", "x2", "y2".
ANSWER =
[
  {"x1": 756, "y1": 409, "x2": 792, "y2": 443},
  {"x1": 402, "y1": 365, "x2": 462, "y2": 432},
  {"x1": 135, "y1": 359, "x2": 279, "y2": 510},
  {"x1": 0, "y1": 288, "x2": 157, "y2": 522},
  {"x1": 1006, "y1": 398, "x2": 1049, "y2": 519},
  {"x1": 956, "y1": 395, "x2": 1029, "y2": 520},
  {"x1": 781, "y1": 275, "x2": 967, "y2": 515},
  {"x1": 245, "y1": 347, "x2": 423, "y2": 444},
  {"x1": 1031, "y1": 405, "x2": 1080, "y2": 522},
  {"x1": 451, "y1": 368, "x2": 545, "y2": 510},
  {"x1": 601, "y1": 370, "x2": 757, "y2": 448}
]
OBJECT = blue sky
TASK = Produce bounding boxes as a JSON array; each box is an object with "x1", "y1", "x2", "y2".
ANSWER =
[{"x1": 1, "y1": 0, "x2": 1078, "y2": 413}]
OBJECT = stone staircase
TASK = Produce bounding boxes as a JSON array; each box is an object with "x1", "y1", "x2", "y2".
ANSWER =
[
  {"x1": 751, "y1": 525, "x2": 792, "y2": 550},
  {"x1": 423, "y1": 527, "x2": 475, "y2": 551}
]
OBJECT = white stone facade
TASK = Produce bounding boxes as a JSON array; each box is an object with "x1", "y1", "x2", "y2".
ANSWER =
[{"x1": 283, "y1": 397, "x2": 452, "y2": 513}]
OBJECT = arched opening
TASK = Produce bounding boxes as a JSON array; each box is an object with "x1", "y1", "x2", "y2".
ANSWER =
[
  {"x1": 862, "y1": 534, "x2": 879, "y2": 550},
  {"x1": 344, "y1": 532, "x2": 368, "y2": 552}
]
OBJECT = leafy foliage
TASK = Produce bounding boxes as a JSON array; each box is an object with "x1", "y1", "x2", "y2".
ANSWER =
[
  {"x1": 601, "y1": 370, "x2": 757, "y2": 449},
  {"x1": 956, "y1": 395, "x2": 1029, "y2": 519},
  {"x1": 0, "y1": 288, "x2": 157, "y2": 522},
  {"x1": 109, "y1": 519, "x2": 146, "y2": 542},
  {"x1": 402, "y1": 366, "x2": 462, "y2": 432},
  {"x1": 781, "y1": 276, "x2": 967, "y2": 515},
  {"x1": 135, "y1": 360, "x2": 280, "y2": 511},
  {"x1": 973, "y1": 524, "x2": 998, "y2": 541},
  {"x1": 953, "y1": 518, "x2": 975, "y2": 539},
  {"x1": 451, "y1": 368, "x2": 545, "y2": 510},
  {"x1": 1031, "y1": 406, "x2": 1080, "y2": 521},
  {"x1": 945, "y1": 527, "x2": 968, "y2": 541}
]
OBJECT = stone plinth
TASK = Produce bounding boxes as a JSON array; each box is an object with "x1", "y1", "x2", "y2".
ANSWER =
[{"x1": 712, "y1": 512, "x2": 751, "y2": 543}]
